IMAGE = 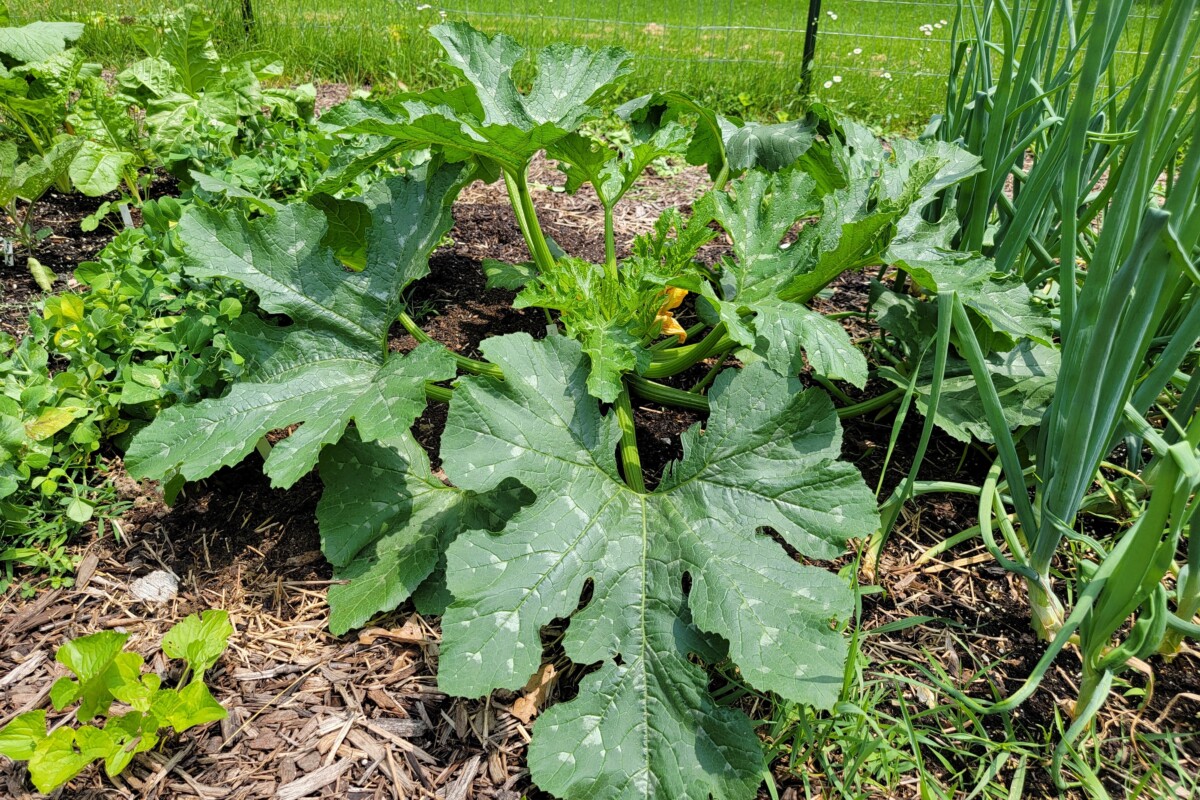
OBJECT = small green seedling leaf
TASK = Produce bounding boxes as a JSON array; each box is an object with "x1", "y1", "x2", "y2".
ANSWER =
[
  {"x1": 161, "y1": 609, "x2": 232, "y2": 678},
  {"x1": 26, "y1": 727, "x2": 90, "y2": 794},
  {"x1": 164, "y1": 680, "x2": 227, "y2": 732},
  {"x1": 0, "y1": 710, "x2": 47, "y2": 760},
  {"x1": 50, "y1": 631, "x2": 129, "y2": 721}
]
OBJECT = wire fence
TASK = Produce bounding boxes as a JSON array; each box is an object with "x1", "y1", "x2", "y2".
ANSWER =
[{"x1": 14, "y1": 0, "x2": 1197, "y2": 129}]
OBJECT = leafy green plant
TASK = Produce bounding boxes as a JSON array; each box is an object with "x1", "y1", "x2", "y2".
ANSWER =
[
  {"x1": 869, "y1": 0, "x2": 1200, "y2": 788},
  {"x1": 66, "y1": 75, "x2": 155, "y2": 201},
  {"x1": 44, "y1": 197, "x2": 246, "y2": 433},
  {"x1": 1, "y1": 196, "x2": 247, "y2": 586},
  {"x1": 116, "y1": 7, "x2": 314, "y2": 175},
  {"x1": 0, "y1": 610, "x2": 231, "y2": 793},
  {"x1": 0, "y1": 14, "x2": 87, "y2": 176},
  {"x1": 120, "y1": 23, "x2": 1038, "y2": 799},
  {"x1": 0, "y1": 136, "x2": 80, "y2": 253},
  {"x1": 1, "y1": 327, "x2": 105, "y2": 532},
  {"x1": 0, "y1": 12, "x2": 155, "y2": 203}
]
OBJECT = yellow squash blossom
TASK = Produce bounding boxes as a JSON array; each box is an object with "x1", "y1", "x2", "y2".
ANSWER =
[{"x1": 654, "y1": 287, "x2": 689, "y2": 342}]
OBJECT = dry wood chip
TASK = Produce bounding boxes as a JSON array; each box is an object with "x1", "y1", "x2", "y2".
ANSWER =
[
  {"x1": 295, "y1": 752, "x2": 322, "y2": 773},
  {"x1": 0, "y1": 650, "x2": 46, "y2": 688},
  {"x1": 75, "y1": 551, "x2": 100, "y2": 589},
  {"x1": 367, "y1": 717, "x2": 427, "y2": 738},
  {"x1": 275, "y1": 759, "x2": 352, "y2": 800},
  {"x1": 366, "y1": 688, "x2": 403, "y2": 712},
  {"x1": 487, "y1": 751, "x2": 506, "y2": 784},
  {"x1": 510, "y1": 663, "x2": 557, "y2": 724},
  {"x1": 443, "y1": 755, "x2": 481, "y2": 800},
  {"x1": 246, "y1": 733, "x2": 284, "y2": 752},
  {"x1": 0, "y1": 589, "x2": 60, "y2": 639},
  {"x1": 356, "y1": 616, "x2": 430, "y2": 645},
  {"x1": 233, "y1": 664, "x2": 310, "y2": 681}
]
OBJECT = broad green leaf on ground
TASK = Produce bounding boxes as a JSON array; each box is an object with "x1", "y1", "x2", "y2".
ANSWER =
[
  {"x1": 161, "y1": 609, "x2": 232, "y2": 678},
  {"x1": 436, "y1": 333, "x2": 877, "y2": 799},
  {"x1": 164, "y1": 682, "x2": 227, "y2": 732},
  {"x1": 700, "y1": 169, "x2": 867, "y2": 386},
  {"x1": 320, "y1": 23, "x2": 631, "y2": 174},
  {"x1": 318, "y1": 432, "x2": 533, "y2": 633},
  {"x1": 0, "y1": 136, "x2": 81, "y2": 205},
  {"x1": 95, "y1": 715, "x2": 155, "y2": 776},
  {"x1": 873, "y1": 285, "x2": 1059, "y2": 442},
  {"x1": 309, "y1": 192, "x2": 370, "y2": 269},
  {"x1": 126, "y1": 165, "x2": 464, "y2": 488},
  {"x1": 0, "y1": 21, "x2": 83, "y2": 63},
  {"x1": 26, "y1": 727, "x2": 90, "y2": 794},
  {"x1": 68, "y1": 140, "x2": 134, "y2": 197},
  {"x1": 0, "y1": 710, "x2": 46, "y2": 761},
  {"x1": 66, "y1": 78, "x2": 143, "y2": 196},
  {"x1": 48, "y1": 631, "x2": 129, "y2": 722}
]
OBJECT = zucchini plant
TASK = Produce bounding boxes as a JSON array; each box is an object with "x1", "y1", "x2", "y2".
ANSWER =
[{"x1": 126, "y1": 24, "x2": 1042, "y2": 799}]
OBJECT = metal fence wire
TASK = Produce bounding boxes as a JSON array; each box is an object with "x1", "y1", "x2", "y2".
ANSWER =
[{"x1": 15, "y1": 0, "x2": 1196, "y2": 128}]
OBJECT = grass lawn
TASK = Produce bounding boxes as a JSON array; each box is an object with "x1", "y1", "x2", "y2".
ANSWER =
[{"x1": 12, "y1": 1, "x2": 1192, "y2": 131}]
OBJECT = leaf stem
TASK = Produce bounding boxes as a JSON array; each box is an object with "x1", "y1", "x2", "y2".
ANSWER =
[
  {"x1": 713, "y1": 161, "x2": 731, "y2": 193},
  {"x1": 425, "y1": 383, "x2": 454, "y2": 404},
  {"x1": 615, "y1": 384, "x2": 646, "y2": 493},
  {"x1": 689, "y1": 358, "x2": 726, "y2": 395},
  {"x1": 645, "y1": 323, "x2": 729, "y2": 378},
  {"x1": 627, "y1": 375, "x2": 710, "y2": 412},
  {"x1": 835, "y1": 387, "x2": 904, "y2": 420},
  {"x1": 505, "y1": 168, "x2": 556, "y2": 272},
  {"x1": 603, "y1": 203, "x2": 617, "y2": 281},
  {"x1": 397, "y1": 311, "x2": 504, "y2": 379}
]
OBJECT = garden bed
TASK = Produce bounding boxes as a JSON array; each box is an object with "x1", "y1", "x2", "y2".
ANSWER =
[{"x1": 1, "y1": 154, "x2": 1197, "y2": 799}]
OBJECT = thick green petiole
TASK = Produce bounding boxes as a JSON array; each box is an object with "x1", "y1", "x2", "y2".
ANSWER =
[
  {"x1": 505, "y1": 168, "x2": 557, "y2": 273},
  {"x1": 615, "y1": 384, "x2": 646, "y2": 492},
  {"x1": 645, "y1": 323, "x2": 729, "y2": 379},
  {"x1": 398, "y1": 311, "x2": 504, "y2": 379},
  {"x1": 425, "y1": 383, "x2": 454, "y2": 404},
  {"x1": 627, "y1": 375, "x2": 710, "y2": 412},
  {"x1": 603, "y1": 203, "x2": 617, "y2": 281}
]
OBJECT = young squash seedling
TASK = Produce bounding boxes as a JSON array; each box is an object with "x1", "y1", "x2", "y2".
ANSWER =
[
  {"x1": 126, "y1": 24, "x2": 1045, "y2": 799},
  {"x1": 0, "y1": 610, "x2": 231, "y2": 793}
]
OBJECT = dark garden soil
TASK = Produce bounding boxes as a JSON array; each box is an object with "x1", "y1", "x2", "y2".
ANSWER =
[{"x1": 0, "y1": 152, "x2": 1197, "y2": 800}]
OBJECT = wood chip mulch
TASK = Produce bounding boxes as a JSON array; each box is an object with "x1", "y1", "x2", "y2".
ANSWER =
[{"x1": 0, "y1": 518, "x2": 540, "y2": 800}]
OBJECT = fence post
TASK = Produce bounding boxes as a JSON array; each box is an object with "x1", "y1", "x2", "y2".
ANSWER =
[
  {"x1": 241, "y1": 0, "x2": 256, "y2": 35},
  {"x1": 800, "y1": 0, "x2": 822, "y2": 95}
]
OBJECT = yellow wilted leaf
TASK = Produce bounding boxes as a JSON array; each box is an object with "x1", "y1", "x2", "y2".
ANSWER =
[{"x1": 26, "y1": 407, "x2": 78, "y2": 441}]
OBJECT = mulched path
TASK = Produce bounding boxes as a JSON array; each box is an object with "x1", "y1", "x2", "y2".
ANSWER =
[{"x1": 0, "y1": 145, "x2": 1197, "y2": 800}]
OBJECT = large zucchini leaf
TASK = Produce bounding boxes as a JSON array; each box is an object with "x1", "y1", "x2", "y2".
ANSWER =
[
  {"x1": 437, "y1": 332, "x2": 878, "y2": 799},
  {"x1": 126, "y1": 164, "x2": 466, "y2": 489}
]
